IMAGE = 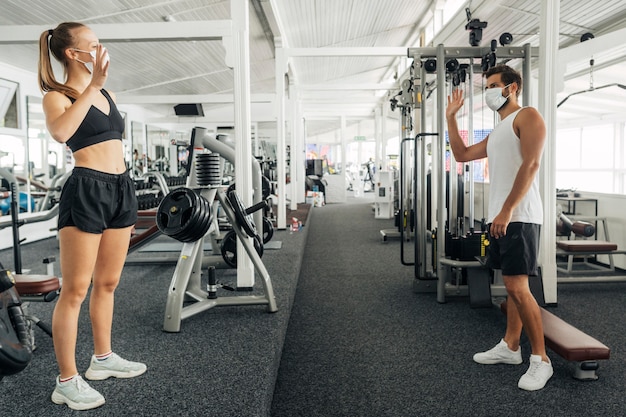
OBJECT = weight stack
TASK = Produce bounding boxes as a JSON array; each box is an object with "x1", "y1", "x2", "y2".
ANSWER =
[
  {"x1": 459, "y1": 232, "x2": 488, "y2": 261},
  {"x1": 195, "y1": 153, "x2": 222, "y2": 186}
]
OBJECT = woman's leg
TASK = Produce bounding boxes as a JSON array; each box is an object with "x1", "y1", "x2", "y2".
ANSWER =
[
  {"x1": 90, "y1": 226, "x2": 134, "y2": 355},
  {"x1": 52, "y1": 227, "x2": 101, "y2": 379}
]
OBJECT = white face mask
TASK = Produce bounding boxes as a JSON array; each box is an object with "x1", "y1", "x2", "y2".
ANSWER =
[
  {"x1": 73, "y1": 48, "x2": 110, "y2": 74},
  {"x1": 485, "y1": 83, "x2": 512, "y2": 112}
]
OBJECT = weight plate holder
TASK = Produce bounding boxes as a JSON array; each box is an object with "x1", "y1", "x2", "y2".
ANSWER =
[{"x1": 162, "y1": 182, "x2": 278, "y2": 332}]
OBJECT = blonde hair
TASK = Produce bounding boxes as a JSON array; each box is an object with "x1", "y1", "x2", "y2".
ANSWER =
[{"x1": 38, "y1": 22, "x2": 86, "y2": 99}]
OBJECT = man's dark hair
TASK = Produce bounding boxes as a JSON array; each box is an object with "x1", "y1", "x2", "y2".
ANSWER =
[{"x1": 484, "y1": 64, "x2": 522, "y2": 97}]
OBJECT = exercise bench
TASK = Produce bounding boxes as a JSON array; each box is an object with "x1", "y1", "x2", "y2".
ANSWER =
[
  {"x1": 556, "y1": 240, "x2": 626, "y2": 275},
  {"x1": 500, "y1": 300, "x2": 610, "y2": 380}
]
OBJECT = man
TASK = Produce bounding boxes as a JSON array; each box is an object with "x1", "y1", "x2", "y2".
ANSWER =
[{"x1": 445, "y1": 64, "x2": 552, "y2": 391}]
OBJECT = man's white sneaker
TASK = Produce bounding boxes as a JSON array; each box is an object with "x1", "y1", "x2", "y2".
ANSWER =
[
  {"x1": 518, "y1": 354, "x2": 553, "y2": 391},
  {"x1": 473, "y1": 339, "x2": 523, "y2": 365}
]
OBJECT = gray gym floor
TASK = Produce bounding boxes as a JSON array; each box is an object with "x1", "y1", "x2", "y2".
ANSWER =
[{"x1": 1, "y1": 199, "x2": 624, "y2": 416}]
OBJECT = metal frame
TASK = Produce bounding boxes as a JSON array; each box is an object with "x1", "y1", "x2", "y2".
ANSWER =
[
  {"x1": 407, "y1": 44, "x2": 538, "y2": 303},
  {"x1": 162, "y1": 187, "x2": 277, "y2": 333}
]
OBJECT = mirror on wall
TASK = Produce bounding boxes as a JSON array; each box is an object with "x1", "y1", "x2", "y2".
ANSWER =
[
  {"x1": 131, "y1": 121, "x2": 145, "y2": 176},
  {"x1": 0, "y1": 78, "x2": 19, "y2": 130},
  {"x1": 146, "y1": 124, "x2": 171, "y2": 173},
  {"x1": 26, "y1": 96, "x2": 65, "y2": 183}
]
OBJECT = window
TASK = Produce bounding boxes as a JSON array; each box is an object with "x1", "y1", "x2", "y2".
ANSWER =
[{"x1": 555, "y1": 122, "x2": 625, "y2": 194}]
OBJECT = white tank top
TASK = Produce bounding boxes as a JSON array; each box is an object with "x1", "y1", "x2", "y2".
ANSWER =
[{"x1": 486, "y1": 107, "x2": 543, "y2": 225}]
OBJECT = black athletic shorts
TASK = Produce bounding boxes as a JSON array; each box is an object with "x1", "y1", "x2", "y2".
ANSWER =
[
  {"x1": 58, "y1": 167, "x2": 138, "y2": 234},
  {"x1": 486, "y1": 222, "x2": 541, "y2": 276}
]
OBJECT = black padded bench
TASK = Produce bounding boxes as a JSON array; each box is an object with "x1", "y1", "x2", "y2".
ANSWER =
[{"x1": 500, "y1": 300, "x2": 610, "y2": 380}]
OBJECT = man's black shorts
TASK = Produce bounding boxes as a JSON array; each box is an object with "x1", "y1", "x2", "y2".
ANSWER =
[
  {"x1": 58, "y1": 167, "x2": 138, "y2": 234},
  {"x1": 486, "y1": 222, "x2": 541, "y2": 276}
]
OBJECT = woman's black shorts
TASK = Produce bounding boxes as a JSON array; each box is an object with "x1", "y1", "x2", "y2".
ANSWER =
[
  {"x1": 58, "y1": 167, "x2": 138, "y2": 234},
  {"x1": 486, "y1": 222, "x2": 541, "y2": 277}
]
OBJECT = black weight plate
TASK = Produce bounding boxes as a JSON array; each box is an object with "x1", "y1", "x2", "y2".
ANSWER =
[
  {"x1": 156, "y1": 188, "x2": 196, "y2": 237},
  {"x1": 220, "y1": 230, "x2": 237, "y2": 268},
  {"x1": 262, "y1": 217, "x2": 274, "y2": 244},
  {"x1": 262, "y1": 176, "x2": 271, "y2": 200},
  {"x1": 194, "y1": 194, "x2": 213, "y2": 240},
  {"x1": 227, "y1": 190, "x2": 257, "y2": 238},
  {"x1": 171, "y1": 188, "x2": 203, "y2": 242},
  {"x1": 254, "y1": 234, "x2": 264, "y2": 258},
  {"x1": 220, "y1": 230, "x2": 264, "y2": 268}
]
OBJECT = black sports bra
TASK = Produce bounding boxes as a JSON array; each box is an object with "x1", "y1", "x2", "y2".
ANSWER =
[{"x1": 65, "y1": 89, "x2": 124, "y2": 153}]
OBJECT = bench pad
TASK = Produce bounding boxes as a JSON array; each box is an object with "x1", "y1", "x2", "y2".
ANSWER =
[
  {"x1": 501, "y1": 301, "x2": 610, "y2": 362},
  {"x1": 556, "y1": 240, "x2": 617, "y2": 252}
]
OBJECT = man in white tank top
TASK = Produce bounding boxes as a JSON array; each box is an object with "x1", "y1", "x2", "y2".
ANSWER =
[{"x1": 446, "y1": 65, "x2": 552, "y2": 391}]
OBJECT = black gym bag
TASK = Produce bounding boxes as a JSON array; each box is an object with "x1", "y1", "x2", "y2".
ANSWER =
[{"x1": 0, "y1": 269, "x2": 32, "y2": 380}]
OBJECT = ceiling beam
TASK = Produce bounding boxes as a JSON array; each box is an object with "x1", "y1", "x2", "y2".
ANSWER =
[
  {"x1": 298, "y1": 83, "x2": 398, "y2": 91},
  {"x1": 0, "y1": 21, "x2": 232, "y2": 44},
  {"x1": 558, "y1": 27, "x2": 626, "y2": 72},
  {"x1": 116, "y1": 94, "x2": 275, "y2": 105},
  {"x1": 250, "y1": 0, "x2": 275, "y2": 54},
  {"x1": 286, "y1": 47, "x2": 408, "y2": 57}
]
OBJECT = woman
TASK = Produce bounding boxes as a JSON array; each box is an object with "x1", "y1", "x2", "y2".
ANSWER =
[{"x1": 38, "y1": 22, "x2": 146, "y2": 411}]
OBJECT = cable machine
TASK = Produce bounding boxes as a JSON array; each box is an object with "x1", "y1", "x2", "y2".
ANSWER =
[{"x1": 406, "y1": 43, "x2": 539, "y2": 304}]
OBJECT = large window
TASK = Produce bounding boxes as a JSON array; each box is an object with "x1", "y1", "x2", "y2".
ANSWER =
[{"x1": 555, "y1": 123, "x2": 624, "y2": 194}]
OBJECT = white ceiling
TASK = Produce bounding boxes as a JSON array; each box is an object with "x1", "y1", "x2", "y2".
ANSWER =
[{"x1": 1, "y1": 0, "x2": 625, "y2": 140}]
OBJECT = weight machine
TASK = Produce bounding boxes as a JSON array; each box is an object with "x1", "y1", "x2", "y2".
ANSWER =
[{"x1": 404, "y1": 43, "x2": 541, "y2": 304}]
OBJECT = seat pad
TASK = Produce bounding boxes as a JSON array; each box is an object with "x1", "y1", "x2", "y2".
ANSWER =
[
  {"x1": 13, "y1": 274, "x2": 60, "y2": 296},
  {"x1": 557, "y1": 240, "x2": 618, "y2": 252}
]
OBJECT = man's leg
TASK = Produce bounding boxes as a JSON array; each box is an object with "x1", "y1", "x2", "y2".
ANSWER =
[
  {"x1": 503, "y1": 274, "x2": 548, "y2": 362},
  {"x1": 504, "y1": 274, "x2": 553, "y2": 391}
]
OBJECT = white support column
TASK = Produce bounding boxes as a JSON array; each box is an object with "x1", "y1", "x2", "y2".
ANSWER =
[
  {"x1": 381, "y1": 102, "x2": 388, "y2": 170},
  {"x1": 341, "y1": 116, "x2": 348, "y2": 198},
  {"x1": 294, "y1": 91, "x2": 305, "y2": 205},
  {"x1": 538, "y1": 0, "x2": 559, "y2": 304},
  {"x1": 374, "y1": 106, "x2": 382, "y2": 173},
  {"x1": 275, "y1": 48, "x2": 287, "y2": 229},
  {"x1": 253, "y1": 122, "x2": 259, "y2": 157},
  {"x1": 289, "y1": 87, "x2": 298, "y2": 210},
  {"x1": 232, "y1": 0, "x2": 254, "y2": 287}
]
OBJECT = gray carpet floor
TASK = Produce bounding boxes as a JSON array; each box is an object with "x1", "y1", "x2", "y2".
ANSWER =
[
  {"x1": 0, "y1": 220, "x2": 310, "y2": 417},
  {"x1": 271, "y1": 199, "x2": 626, "y2": 417},
  {"x1": 2, "y1": 197, "x2": 625, "y2": 417}
]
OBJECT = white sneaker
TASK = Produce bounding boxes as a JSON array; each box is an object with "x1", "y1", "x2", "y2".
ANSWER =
[
  {"x1": 51, "y1": 375, "x2": 105, "y2": 411},
  {"x1": 473, "y1": 339, "x2": 523, "y2": 365},
  {"x1": 85, "y1": 352, "x2": 147, "y2": 381},
  {"x1": 518, "y1": 354, "x2": 553, "y2": 391}
]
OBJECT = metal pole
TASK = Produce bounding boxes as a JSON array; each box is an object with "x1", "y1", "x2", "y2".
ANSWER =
[
  {"x1": 467, "y1": 58, "x2": 475, "y2": 232},
  {"x1": 436, "y1": 44, "x2": 447, "y2": 303}
]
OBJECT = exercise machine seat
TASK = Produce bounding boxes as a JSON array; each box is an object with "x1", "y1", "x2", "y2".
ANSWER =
[
  {"x1": 13, "y1": 274, "x2": 60, "y2": 297},
  {"x1": 556, "y1": 240, "x2": 617, "y2": 252}
]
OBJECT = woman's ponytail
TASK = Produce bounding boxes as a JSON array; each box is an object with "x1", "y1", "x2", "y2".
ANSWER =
[{"x1": 37, "y1": 23, "x2": 85, "y2": 99}]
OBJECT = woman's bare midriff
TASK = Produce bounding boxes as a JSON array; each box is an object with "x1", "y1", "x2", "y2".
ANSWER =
[{"x1": 72, "y1": 140, "x2": 127, "y2": 174}]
